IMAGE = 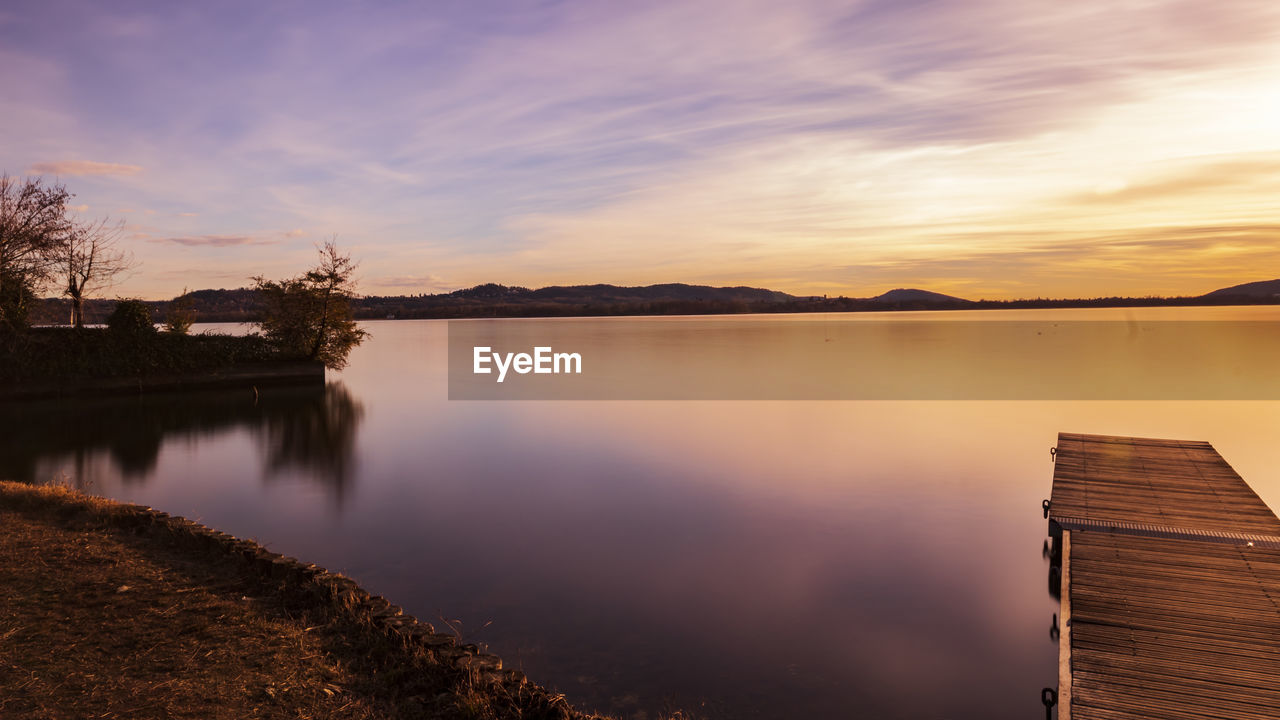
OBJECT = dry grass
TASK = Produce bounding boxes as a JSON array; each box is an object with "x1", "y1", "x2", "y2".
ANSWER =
[{"x1": 0, "y1": 482, "x2": 599, "y2": 720}]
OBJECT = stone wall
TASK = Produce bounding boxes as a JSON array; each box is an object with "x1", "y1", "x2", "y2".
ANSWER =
[{"x1": 0, "y1": 360, "x2": 324, "y2": 400}]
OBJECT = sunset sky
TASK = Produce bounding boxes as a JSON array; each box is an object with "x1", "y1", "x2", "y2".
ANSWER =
[{"x1": 3, "y1": 0, "x2": 1279, "y2": 300}]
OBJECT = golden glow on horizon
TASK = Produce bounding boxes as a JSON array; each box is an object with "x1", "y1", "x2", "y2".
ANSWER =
[
  {"x1": 8, "y1": 2, "x2": 1280, "y2": 300},
  {"x1": 476, "y1": 55, "x2": 1280, "y2": 300}
]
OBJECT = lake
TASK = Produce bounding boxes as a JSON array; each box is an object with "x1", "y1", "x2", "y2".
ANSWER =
[{"x1": 5, "y1": 306, "x2": 1280, "y2": 719}]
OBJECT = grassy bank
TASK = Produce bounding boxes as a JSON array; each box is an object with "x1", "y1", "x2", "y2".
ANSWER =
[{"x1": 0, "y1": 482, "x2": 598, "y2": 720}]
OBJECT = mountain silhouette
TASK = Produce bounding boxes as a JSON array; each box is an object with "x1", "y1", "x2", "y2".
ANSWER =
[
  {"x1": 452, "y1": 282, "x2": 794, "y2": 304},
  {"x1": 869, "y1": 288, "x2": 970, "y2": 304},
  {"x1": 1201, "y1": 279, "x2": 1280, "y2": 299}
]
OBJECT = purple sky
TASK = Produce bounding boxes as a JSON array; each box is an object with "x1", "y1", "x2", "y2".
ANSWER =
[{"x1": 4, "y1": 0, "x2": 1280, "y2": 299}]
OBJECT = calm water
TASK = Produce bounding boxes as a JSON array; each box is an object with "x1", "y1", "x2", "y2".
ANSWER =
[{"x1": 5, "y1": 307, "x2": 1280, "y2": 719}]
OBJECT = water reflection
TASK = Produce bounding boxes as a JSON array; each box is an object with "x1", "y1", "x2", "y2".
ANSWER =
[
  {"x1": 0, "y1": 383, "x2": 364, "y2": 503},
  {"x1": 7, "y1": 313, "x2": 1280, "y2": 719},
  {"x1": 260, "y1": 383, "x2": 365, "y2": 499}
]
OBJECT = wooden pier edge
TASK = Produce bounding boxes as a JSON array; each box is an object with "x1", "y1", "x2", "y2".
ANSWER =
[{"x1": 1056, "y1": 530, "x2": 1071, "y2": 720}]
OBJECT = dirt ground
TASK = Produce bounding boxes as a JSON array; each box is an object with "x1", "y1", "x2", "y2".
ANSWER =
[{"x1": 0, "y1": 482, "x2": 590, "y2": 720}]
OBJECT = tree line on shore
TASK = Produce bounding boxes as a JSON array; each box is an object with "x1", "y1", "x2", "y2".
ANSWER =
[
  {"x1": 29, "y1": 284, "x2": 1280, "y2": 327},
  {"x1": 0, "y1": 175, "x2": 366, "y2": 377}
]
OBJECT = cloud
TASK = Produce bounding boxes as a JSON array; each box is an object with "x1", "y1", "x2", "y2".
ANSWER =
[
  {"x1": 152, "y1": 235, "x2": 277, "y2": 247},
  {"x1": 153, "y1": 267, "x2": 245, "y2": 280},
  {"x1": 27, "y1": 160, "x2": 142, "y2": 177},
  {"x1": 367, "y1": 273, "x2": 454, "y2": 292},
  {"x1": 9, "y1": 1, "x2": 1280, "y2": 300},
  {"x1": 1064, "y1": 154, "x2": 1280, "y2": 206},
  {"x1": 812, "y1": 223, "x2": 1280, "y2": 298}
]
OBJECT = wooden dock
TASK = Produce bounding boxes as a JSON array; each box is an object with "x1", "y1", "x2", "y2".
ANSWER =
[{"x1": 1047, "y1": 432, "x2": 1280, "y2": 720}]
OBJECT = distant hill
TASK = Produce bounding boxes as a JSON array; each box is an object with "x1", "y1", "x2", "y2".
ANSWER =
[
  {"x1": 29, "y1": 282, "x2": 797, "y2": 324},
  {"x1": 526, "y1": 283, "x2": 794, "y2": 303},
  {"x1": 446, "y1": 282, "x2": 793, "y2": 304},
  {"x1": 1201, "y1": 279, "x2": 1280, "y2": 300},
  {"x1": 28, "y1": 288, "x2": 262, "y2": 326},
  {"x1": 356, "y1": 282, "x2": 798, "y2": 319},
  {"x1": 30, "y1": 278, "x2": 1280, "y2": 325},
  {"x1": 449, "y1": 283, "x2": 532, "y2": 301},
  {"x1": 869, "y1": 288, "x2": 971, "y2": 304}
]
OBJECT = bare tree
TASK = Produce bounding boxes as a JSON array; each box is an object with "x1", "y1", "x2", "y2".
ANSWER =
[
  {"x1": 0, "y1": 174, "x2": 71, "y2": 329},
  {"x1": 59, "y1": 216, "x2": 134, "y2": 328}
]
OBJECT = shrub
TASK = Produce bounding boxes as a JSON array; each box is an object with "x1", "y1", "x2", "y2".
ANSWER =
[
  {"x1": 165, "y1": 291, "x2": 197, "y2": 335},
  {"x1": 0, "y1": 327, "x2": 275, "y2": 383},
  {"x1": 106, "y1": 299, "x2": 156, "y2": 338},
  {"x1": 253, "y1": 240, "x2": 367, "y2": 370},
  {"x1": 0, "y1": 267, "x2": 36, "y2": 333}
]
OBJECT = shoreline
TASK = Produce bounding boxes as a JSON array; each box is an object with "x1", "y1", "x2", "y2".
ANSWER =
[
  {"x1": 0, "y1": 360, "x2": 325, "y2": 401},
  {"x1": 30, "y1": 299, "x2": 1280, "y2": 327},
  {"x1": 0, "y1": 481, "x2": 598, "y2": 719}
]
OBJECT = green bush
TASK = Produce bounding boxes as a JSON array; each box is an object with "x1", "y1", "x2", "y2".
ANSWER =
[
  {"x1": 0, "y1": 267, "x2": 36, "y2": 333},
  {"x1": 253, "y1": 241, "x2": 367, "y2": 370},
  {"x1": 107, "y1": 299, "x2": 157, "y2": 338}
]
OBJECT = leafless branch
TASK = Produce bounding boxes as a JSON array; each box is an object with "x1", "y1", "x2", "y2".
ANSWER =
[{"x1": 60, "y1": 216, "x2": 136, "y2": 327}]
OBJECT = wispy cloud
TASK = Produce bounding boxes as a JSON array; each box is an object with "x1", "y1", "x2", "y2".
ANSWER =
[
  {"x1": 1063, "y1": 154, "x2": 1280, "y2": 206},
  {"x1": 367, "y1": 274, "x2": 454, "y2": 293},
  {"x1": 4, "y1": 1, "x2": 1280, "y2": 298},
  {"x1": 27, "y1": 160, "x2": 142, "y2": 177},
  {"x1": 152, "y1": 235, "x2": 277, "y2": 248},
  {"x1": 152, "y1": 267, "x2": 248, "y2": 282}
]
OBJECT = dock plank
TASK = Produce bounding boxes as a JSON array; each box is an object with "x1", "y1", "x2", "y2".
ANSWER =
[{"x1": 1048, "y1": 433, "x2": 1280, "y2": 720}]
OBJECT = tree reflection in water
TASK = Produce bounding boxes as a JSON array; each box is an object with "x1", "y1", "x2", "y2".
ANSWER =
[
  {"x1": 260, "y1": 383, "x2": 363, "y2": 500},
  {"x1": 0, "y1": 383, "x2": 364, "y2": 505}
]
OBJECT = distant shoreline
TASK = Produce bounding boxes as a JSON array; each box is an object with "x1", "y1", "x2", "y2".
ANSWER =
[
  {"x1": 30, "y1": 293, "x2": 1280, "y2": 326},
  {"x1": 344, "y1": 294, "x2": 1280, "y2": 321}
]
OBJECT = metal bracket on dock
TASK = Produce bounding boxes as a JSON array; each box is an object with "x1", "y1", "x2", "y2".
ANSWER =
[
  {"x1": 1041, "y1": 687, "x2": 1057, "y2": 720},
  {"x1": 1051, "y1": 515, "x2": 1280, "y2": 549}
]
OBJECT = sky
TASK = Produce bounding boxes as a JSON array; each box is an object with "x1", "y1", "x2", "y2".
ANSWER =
[{"x1": 2, "y1": 0, "x2": 1279, "y2": 300}]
